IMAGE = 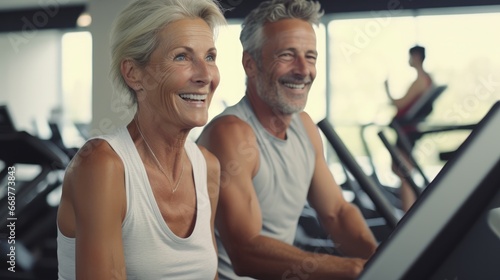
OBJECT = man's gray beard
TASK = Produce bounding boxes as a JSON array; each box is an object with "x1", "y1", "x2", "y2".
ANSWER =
[{"x1": 255, "y1": 73, "x2": 306, "y2": 115}]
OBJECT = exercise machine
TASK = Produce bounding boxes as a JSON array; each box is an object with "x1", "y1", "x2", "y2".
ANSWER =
[
  {"x1": 0, "y1": 127, "x2": 69, "y2": 279},
  {"x1": 359, "y1": 101, "x2": 500, "y2": 280}
]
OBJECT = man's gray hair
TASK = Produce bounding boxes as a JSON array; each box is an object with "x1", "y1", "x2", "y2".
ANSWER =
[{"x1": 240, "y1": 0, "x2": 323, "y2": 63}]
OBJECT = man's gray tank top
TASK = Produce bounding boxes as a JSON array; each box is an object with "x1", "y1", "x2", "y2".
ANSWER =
[{"x1": 213, "y1": 96, "x2": 315, "y2": 279}]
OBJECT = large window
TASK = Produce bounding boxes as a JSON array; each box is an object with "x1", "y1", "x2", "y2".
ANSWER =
[
  {"x1": 61, "y1": 31, "x2": 92, "y2": 124},
  {"x1": 327, "y1": 6, "x2": 500, "y2": 184},
  {"x1": 60, "y1": 31, "x2": 92, "y2": 146}
]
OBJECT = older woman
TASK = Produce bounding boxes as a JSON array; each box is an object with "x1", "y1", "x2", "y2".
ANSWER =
[{"x1": 56, "y1": 0, "x2": 226, "y2": 279}]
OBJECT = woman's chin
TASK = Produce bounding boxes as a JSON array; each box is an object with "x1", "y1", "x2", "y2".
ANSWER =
[{"x1": 185, "y1": 117, "x2": 208, "y2": 129}]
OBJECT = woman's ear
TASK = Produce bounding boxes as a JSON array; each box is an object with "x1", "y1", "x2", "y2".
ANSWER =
[
  {"x1": 242, "y1": 51, "x2": 257, "y2": 79},
  {"x1": 120, "y1": 59, "x2": 143, "y2": 91}
]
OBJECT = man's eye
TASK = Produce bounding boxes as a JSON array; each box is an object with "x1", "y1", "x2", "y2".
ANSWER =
[
  {"x1": 307, "y1": 55, "x2": 317, "y2": 62},
  {"x1": 279, "y1": 53, "x2": 294, "y2": 61}
]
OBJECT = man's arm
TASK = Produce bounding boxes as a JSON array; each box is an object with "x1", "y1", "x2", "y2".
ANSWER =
[
  {"x1": 198, "y1": 116, "x2": 365, "y2": 280},
  {"x1": 67, "y1": 140, "x2": 127, "y2": 279},
  {"x1": 392, "y1": 79, "x2": 429, "y2": 110},
  {"x1": 300, "y1": 113, "x2": 378, "y2": 259}
]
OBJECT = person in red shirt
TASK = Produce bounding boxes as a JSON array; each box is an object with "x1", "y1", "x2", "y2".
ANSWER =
[{"x1": 389, "y1": 45, "x2": 433, "y2": 211}]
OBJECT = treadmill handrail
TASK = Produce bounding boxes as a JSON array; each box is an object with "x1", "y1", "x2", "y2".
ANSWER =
[
  {"x1": 317, "y1": 119, "x2": 399, "y2": 230},
  {"x1": 0, "y1": 131, "x2": 69, "y2": 168},
  {"x1": 388, "y1": 121, "x2": 430, "y2": 186},
  {"x1": 401, "y1": 85, "x2": 447, "y2": 123},
  {"x1": 378, "y1": 130, "x2": 423, "y2": 197}
]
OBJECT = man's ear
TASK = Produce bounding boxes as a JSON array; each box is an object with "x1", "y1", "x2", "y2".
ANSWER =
[
  {"x1": 242, "y1": 51, "x2": 258, "y2": 79},
  {"x1": 120, "y1": 59, "x2": 142, "y2": 91}
]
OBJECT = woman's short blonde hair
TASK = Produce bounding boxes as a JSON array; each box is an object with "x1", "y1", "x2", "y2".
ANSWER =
[{"x1": 110, "y1": 0, "x2": 226, "y2": 104}]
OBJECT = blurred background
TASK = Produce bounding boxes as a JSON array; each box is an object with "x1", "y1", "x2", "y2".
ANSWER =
[{"x1": 1, "y1": 0, "x2": 500, "y2": 278}]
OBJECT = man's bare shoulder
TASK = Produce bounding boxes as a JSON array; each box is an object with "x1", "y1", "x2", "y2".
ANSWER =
[
  {"x1": 298, "y1": 111, "x2": 323, "y2": 154},
  {"x1": 299, "y1": 111, "x2": 315, "y2": 126},
  {"x1": 198, "y1": 115, "x2": 260, "y2": 176},
  {"x1": 197, "y1": 145, "x2": 221, "y2": 173},
  {"x1": 200, "y1": 115, "x2": 256, "y2": 143}
]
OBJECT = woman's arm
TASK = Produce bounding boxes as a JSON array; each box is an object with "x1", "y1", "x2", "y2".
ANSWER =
[
  {"x1": 63, "y1": 140, "x2": 127, "y2": 280},
  {"x1": 199, "y1": 146, "x2": 221, "y2": 280}
]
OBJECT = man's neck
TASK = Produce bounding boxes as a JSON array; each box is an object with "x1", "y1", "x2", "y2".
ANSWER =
[
  {"x1": 246, "y1": 91, "x2": 292, "y2": 140},
  {"x1": 414, "y1": 64, "x2": 426, "y2": 75}
]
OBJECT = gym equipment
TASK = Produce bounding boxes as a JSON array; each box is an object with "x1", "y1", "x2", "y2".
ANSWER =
[
  {"x1": 295, "y1": 120, "x2": 401, "y2": 252},
  {"x1": 0, "y1": 105, "x2": 16, "y2": 133},
  {"x1": 317, "y1": 119, "x2": 400, "y2": 230},
  {"x1": 377, "y1": 130, "x2": 423, "y2": 197},
  {"x1": 359, "y1": 101, "x2": 500, "y2": 280},
  {"x1": 391, "y1": 85, "x2": 448, "y2": 125},
  {"x1": 0, "y1": 129, "x2": 69, "y2": 279},
  {"x1": 386, "y1": 83, "x2": 476, "y2": 162},
  {"x1": 48, "y1": 122, "x2": 79, "y2": 158},
  {"x1": 369, "y1": 82, "x2": 474, "y2": 202},
  {"x1": 351, "y1": 84, "x2": 449, "y2": 209}
]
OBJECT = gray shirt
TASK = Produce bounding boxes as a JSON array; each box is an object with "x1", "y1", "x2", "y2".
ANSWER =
[{"x1": 213, "y1": 96, "x2": 316, "y2": 279}]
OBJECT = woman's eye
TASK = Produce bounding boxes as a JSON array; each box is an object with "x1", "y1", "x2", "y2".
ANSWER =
[
  {"x1": 174, "y1": 54, "x2": 186, "y2": 61},
  {"x1": 206, "y1": 54, "x2": 216, "y2": 62}
]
